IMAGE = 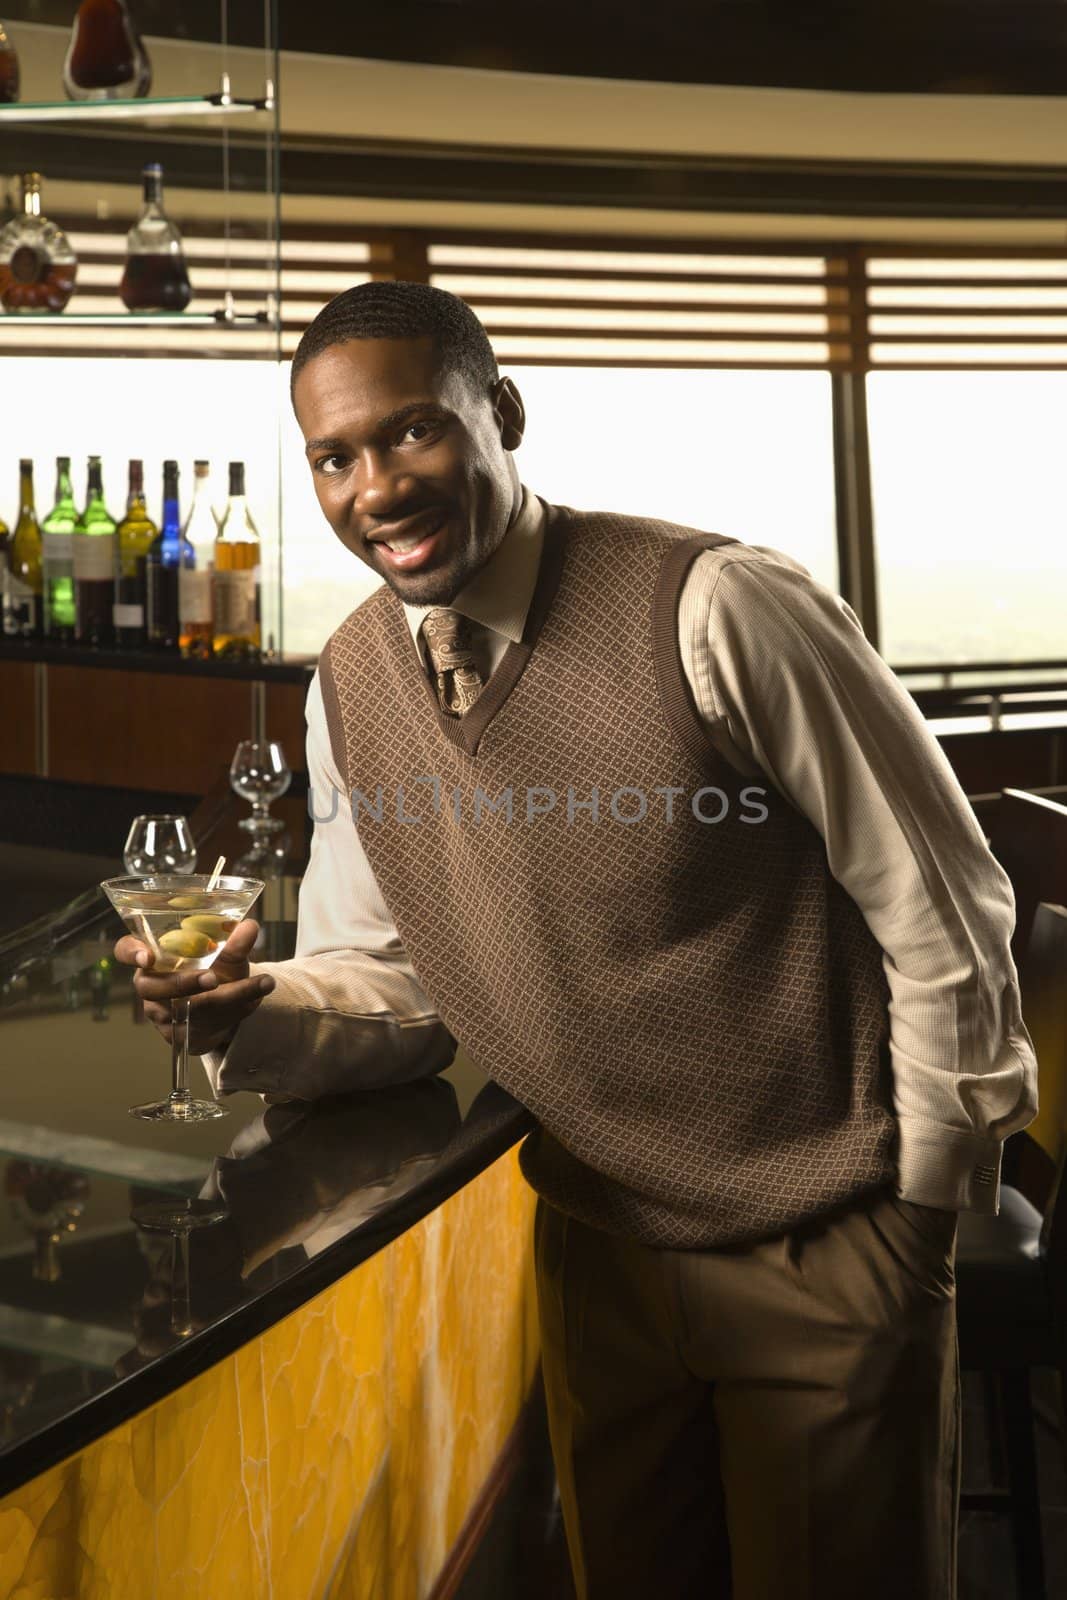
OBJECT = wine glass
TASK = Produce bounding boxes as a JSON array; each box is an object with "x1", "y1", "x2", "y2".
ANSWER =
[
  {"x1": 101, "y1": 873, "x2": 264, "y2": 1123},
  {"x1": 123, "y1": 814, "x2": 196, "y2": 876},
  {"x1": 230, "y1": 740, "x2": 290, "y2": 836}
]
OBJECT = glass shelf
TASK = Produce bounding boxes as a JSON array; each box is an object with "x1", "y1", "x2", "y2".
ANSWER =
[
  {"x1": 0, "y1": 310, "x2": 276, "y2": 327},
  {"x1": 0, "y1": 93, "x2": 270, "y2": 125}
]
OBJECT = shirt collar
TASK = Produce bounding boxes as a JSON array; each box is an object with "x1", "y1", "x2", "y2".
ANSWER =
[{"x1": 401, "y1": 485, "x2": 545, "y2": 653}]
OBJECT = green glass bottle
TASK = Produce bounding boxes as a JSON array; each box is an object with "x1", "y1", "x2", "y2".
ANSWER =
[
  {"x1": 113, "y1": 458, "x2": 156, "y2": 649},
  {"x1": 41, "y1": 455, "x2": 79, "y2": 642},
  {"x1": 74, "y1": 454, "x2": 116, "y2": 648},
  {"x1": 2, "y1": 459, "x2": 41, "y2": 638}
]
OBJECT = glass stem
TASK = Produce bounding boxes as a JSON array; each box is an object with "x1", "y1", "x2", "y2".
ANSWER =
[
  {"x1": 171, "y1": 1230, "x2": 193, "y2": 1338},
  {"x1": 170, "y1": 997, "x2": 191, "y2": 1113}
]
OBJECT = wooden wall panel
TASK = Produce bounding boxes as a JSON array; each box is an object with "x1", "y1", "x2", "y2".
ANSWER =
[
  {"x1": 264, "y1": 681, "x2": 310, "y2": 775},
  {"x1": 47, "y1": 666, "x2": 255, "y2": 794},
  {"x1": 0, "y1": 664, "x2": 38, "y2": 776}
]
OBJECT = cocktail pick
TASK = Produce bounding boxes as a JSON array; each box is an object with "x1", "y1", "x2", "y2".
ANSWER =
[{"x1": 206, "y1": 855, "x2": 226, "y2": 891}]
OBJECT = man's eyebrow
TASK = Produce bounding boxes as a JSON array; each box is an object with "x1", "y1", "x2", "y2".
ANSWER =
[
  {"x1": 375, "y1": 401, "x2": 450, "y2": 432},
  {"x1": 304, "y1": 435, "x2": 346, "y2": 454}
]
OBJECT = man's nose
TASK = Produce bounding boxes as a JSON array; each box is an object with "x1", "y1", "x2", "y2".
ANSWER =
[{"x1": 354, "y1": 454, "x2": 414, "y2": 516}]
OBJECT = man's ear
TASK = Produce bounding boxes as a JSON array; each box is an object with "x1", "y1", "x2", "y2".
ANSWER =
[{"x1": 493, "y1": 377, "x2": 525, "y2": 452}]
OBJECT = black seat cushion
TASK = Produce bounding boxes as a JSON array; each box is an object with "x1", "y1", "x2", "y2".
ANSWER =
[{"x1": 955, "y1": 1186, "x2": 1056, "y2": 1368}]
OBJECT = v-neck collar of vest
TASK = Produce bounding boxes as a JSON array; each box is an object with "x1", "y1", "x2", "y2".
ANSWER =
[{"x1": 387, "y1": 497, "x2": 568, "y2": 757}]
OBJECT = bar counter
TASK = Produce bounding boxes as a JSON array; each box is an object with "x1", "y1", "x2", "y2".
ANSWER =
[{"x1": 0, "y1": 834, "x2": 540, "y2": 1595}]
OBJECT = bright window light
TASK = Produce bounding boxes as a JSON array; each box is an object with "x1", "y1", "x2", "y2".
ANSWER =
[
  {"x1": 868, "y1": 370, "x2": 1067, "y2": 665},
  {"x1": 0, "y1": 356, "x2": 839, "y2": 661},
  {"x1": 280, "y1": 364, "x2": 839, "y2": 656},
  {"x1": 506, "y1": 366, "x2": 838, "y2": 577}
]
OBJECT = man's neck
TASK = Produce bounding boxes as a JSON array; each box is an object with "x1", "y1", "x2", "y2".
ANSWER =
[{"x1": 401, "y1": 486, "x2": 546, "y2": 653}]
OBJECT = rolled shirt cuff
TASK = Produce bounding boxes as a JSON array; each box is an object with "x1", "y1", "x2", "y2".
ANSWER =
[
  {"x1": 197, "y1": 968, "x2": 456, "y2": 1102},
  {"x1": 894, "y1": 1115, "x2": 1003, "y2": 1214}
]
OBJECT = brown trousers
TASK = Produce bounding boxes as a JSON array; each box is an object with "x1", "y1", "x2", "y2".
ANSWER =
[{"x1": 534, "y1": 1186, "x2": 961, "y2": 1600}]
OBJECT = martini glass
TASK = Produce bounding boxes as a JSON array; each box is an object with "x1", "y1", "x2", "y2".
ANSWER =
[{"x1": 101, "y1": 873, "x2": 264, "y2": 1122}]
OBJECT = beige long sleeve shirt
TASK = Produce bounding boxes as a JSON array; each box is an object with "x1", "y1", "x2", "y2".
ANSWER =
[{"x1": 208, "y1": 487, "x2": 1038, "y2": 1216}]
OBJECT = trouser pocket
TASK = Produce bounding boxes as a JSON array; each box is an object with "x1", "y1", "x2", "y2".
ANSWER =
[{"x1": 888, "y1": 1194, "x2": 959, "y2": 1249}]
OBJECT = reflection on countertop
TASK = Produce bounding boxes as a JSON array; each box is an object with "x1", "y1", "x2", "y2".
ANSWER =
[{"x1": 0, "y1": 842, "x2": 533, "y2": 1496}]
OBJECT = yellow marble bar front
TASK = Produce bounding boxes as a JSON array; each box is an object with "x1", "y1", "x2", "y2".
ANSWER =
[{"x1": 0, "y1": 1146, "x2": 540, "y2": 1600}]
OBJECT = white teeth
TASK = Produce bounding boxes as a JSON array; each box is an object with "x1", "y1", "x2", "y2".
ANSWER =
[{"x1": 386, "y1": 534, "x2": 425, "y2": 552}]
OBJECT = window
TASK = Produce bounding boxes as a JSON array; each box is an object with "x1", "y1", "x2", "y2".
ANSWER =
[
  {"x1": 505, "y1": 366, "x2": 837, "y2": 587},
  {"x1": 276, "y1": 365, "x2": 839, "y2": 657},
  {"x1": 868, "y1": 369, "x2": 1067, "y2": 667}
]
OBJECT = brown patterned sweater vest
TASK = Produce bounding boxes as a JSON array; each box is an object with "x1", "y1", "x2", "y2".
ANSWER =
[{"x1": 319, "y1": 502, "x2": 897, "y2": 1248}]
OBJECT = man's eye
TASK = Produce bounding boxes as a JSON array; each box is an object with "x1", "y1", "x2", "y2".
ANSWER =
[
  {"x1": 402, "y1": 421, "x2": 435, "y2": 443},
  {"x1": 316, "y1": 454, "x2": 346, "y2": 475}
]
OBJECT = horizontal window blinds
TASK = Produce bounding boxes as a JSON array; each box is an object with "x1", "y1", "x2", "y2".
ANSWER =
[
  {"x1": 4, "y1": 223, "x2": 1065, "y2": 369},
  {"x1": 429, "y1": 241, "x2": 843, "y2": 368},
  {"x1": 865, "y1": 254, "x2": 1067, "y2": 367}
]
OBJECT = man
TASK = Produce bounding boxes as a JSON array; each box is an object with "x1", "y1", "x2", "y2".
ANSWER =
[{"x1": 117, "y1": 282, "x2": 1037, "y2": 1599}]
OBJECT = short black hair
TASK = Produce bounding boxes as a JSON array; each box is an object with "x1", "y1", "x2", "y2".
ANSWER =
[{"x1": 289, "y1": 280, "x2": 499, "y2": 401}]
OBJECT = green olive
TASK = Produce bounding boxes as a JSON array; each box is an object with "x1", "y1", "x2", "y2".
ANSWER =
[
  {"x1": 180, "y1": 914, "x2": 236, "y2": 940},
  {"x1": 158, "y1": 928, "x2": 216, "y2": 960},
  {"x1": 166, "y1": 895, "x2": 205, "y2": 909}
]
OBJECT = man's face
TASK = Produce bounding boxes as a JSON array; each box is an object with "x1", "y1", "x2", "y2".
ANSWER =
[{"x1": 292, "y1": 335, "x2": 525, "y2": 607}]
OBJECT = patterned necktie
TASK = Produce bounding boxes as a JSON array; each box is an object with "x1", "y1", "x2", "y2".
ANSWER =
[{"x1": 420, "y1": 607, "x2": 487, "y2": 717}]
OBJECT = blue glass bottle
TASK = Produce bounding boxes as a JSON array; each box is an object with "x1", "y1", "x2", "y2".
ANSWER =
[{"x1": 145, "y1": 459, "x2": 191, "y2": 650}]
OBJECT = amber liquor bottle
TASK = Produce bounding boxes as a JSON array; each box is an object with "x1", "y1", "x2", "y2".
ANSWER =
[
  {"x1": 113, "y1": 459, "x2": 157, "y2": 648},
  {"x1": 0, "y1": 173, "x2": 77, "y2": 313},
  {"x1": 0, "y1": 20, "x2": 20, "y2": 104},
  {"x1": 178, "y1": 460, "x2": 215, "y2": 658},
  {"x1": 120, "y1": 163, "x2": 191, "y2": 313},
  {"x1": 2, "y1": 460, "x2": 42, "y2": 638},
  {"x1": 63, "y1": 0, "x2": 150, "y2": 101},
  {"x1": 212, "y1": 462, "x2": 261, "y2": 660}
]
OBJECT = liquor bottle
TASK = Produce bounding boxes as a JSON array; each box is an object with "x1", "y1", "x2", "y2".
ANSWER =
[
  {"x1": 0, "y1": 510, "x2": 8, "y2": 630},
  {"x1": 0, "y1": 20, "x2": 19, "y2": 104},
  {"x1": 145, "y1": 460, "x2": 191, "y2": 651},
  {"x1": 120, "y1": 163, "x2": 192, "y2": 313},
  {"x1": 2, "y1": 460, "x2": 41, "y2": 639},
  {"x1": 63, "y1": 0, "x2": 150, "y2": 101},
  {"x1": 74, "y1": 457, "x2": 116, "y2": 648},
  {"x1": 0, "y1": 174, "x2": 78, "y2": 313},
  {"x1": 113, "y1": 458, "x2": 156, "y2": 648},
  {"x1": 213, "y1": 462, "x2": 261, "y2": 660},
  {"x1": 178, "y1": 460, "x2": 215, "y2": 659},
  {"x1": 41, "y1": 457, "x2": 80, "y2": 643}
]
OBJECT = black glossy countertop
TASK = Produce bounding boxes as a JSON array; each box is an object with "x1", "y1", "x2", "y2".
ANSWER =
[
  {"x1": 0, "y1": 638, "x2": 317, "y2": 684},
  {"x1": 0, "y1": 839, "x2": 532, "y2": 1498}
]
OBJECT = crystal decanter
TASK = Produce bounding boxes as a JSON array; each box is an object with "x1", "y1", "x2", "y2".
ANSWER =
[
  {"x1": 0, "y1": 173, "x2": 77, "y2": 313},
  {"x1": 0, "y1": 19, "x2": 19, "y2": 104},
  {"x1": 63, "y1": 0, "x2": 150, "y2": 101}
]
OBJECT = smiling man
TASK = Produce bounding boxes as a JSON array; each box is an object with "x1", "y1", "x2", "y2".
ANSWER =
[
  {"x1": 116, "y1": 282, "x2": 1037, "y2": 1600},
  {"x1": 298, "y1": 315, "x2": 523, "y2": 607}
]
